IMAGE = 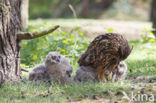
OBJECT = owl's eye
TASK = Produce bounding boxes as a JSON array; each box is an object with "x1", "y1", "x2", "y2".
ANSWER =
[
  {"x1": 120, "y1": 64, "x2": 124, "y2": 67},
  {"x1": 52, "y1": 56, "x2": 56, "y2": 59},
  {"x1": 58, "y1": 56, "x2": 61, "y2": 58}
]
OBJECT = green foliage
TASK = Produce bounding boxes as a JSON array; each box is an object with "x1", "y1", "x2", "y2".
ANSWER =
[
  {"x1": 140, "y1": 27, "x2": 156, "y2": 42},
  {"x1": 29, "y1": 0, "x2": 81, "y2": 19},
  {"x1": 21, "y1": 24, "x2": 90, "y2": 69},
  {"x1": 29, "y1": 0, "x2": 150, "y2": 20},
  {"x1": 29, "y1": 0, "x2": 60, "y2": 19},
  {"x1": 104, "y1": 27, "x2": 114, "y2": 33}
]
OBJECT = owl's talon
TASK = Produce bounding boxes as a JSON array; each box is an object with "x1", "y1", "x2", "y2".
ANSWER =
[
  {"x1": 103, "y1": 77, "x2": 107, "y2": 83},
  {"x1": 98, "y1": 75, "x2": 107, "y2": 83},
  {"x1": 108, "y1": 72, "x2": 113, "y2": 81}
]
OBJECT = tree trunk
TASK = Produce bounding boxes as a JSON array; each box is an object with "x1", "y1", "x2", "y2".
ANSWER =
[
  {"x1": 82, "y1": 0, "x2": 89, "y2": 18},
  {"x1": 0, "y1": 0, "x2": 22, "y2": 83},
  {"x1": 0, "y1": 0, "x2": 59, "y2": 84},
  {"x1": 21, "y1": 0, "x2": 29, "y2": 29},
  {"x1": 151, "y1": 0, "x2": 156, "y2": 36}
]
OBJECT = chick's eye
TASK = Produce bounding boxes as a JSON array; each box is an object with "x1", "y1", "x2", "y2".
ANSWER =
[
  {"x1": 52, "y1": 56, "x2": 56, "y2": 59},
  {"x1": 120, "y1": 64, "x2": 124, "y2": 67}
]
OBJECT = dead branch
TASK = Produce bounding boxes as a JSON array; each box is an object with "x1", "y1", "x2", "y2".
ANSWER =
[
  {"x1": 20, "y1": 67, "x2": 29, "y2": 72},
  {"x1": 17, "y1": 25, "x2": 59, "y2": 40}
]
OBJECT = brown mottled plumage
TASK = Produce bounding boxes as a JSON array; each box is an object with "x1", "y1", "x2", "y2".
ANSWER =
[{"x1": 78, "y1": 33, "x2": 132, "y2": 82}]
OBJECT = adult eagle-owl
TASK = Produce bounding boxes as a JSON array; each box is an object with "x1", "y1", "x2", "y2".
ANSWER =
[{"x1": 78, "y1": 33, "x2": 133, "y2": 82}]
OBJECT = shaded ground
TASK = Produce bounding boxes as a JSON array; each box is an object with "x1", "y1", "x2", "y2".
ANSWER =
[{"x1": 30, "y1": 19, "x2": 152, "y2": 40}]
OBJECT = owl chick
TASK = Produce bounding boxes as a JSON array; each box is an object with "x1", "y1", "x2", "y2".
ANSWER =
[
  {"x1": 113, "y1": 61, "x2": 127, "y2": 81},
  {"x1": 74, "y1": 66, "x2": 98, "y2": 83},
  {"x1": 45, "y1": 51, "x2": 73, "y2": 84},
  {"x1": 28, "y1": 64, "x2": 49, "y2": 81},
  {"x1": 78, "y1": 33, "x2": 132, "y2": 82}
]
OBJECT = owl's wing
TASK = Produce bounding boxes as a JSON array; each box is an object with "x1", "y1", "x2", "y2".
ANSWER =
[{"x1": 78, "y1": 51, "x2": 93, "y2": 66}]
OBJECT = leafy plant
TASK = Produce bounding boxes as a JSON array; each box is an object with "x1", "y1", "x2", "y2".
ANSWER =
[
  {"x1": 21, "y1": 23, "x2": 90, "y2": 70},
  {"x1": 140, "y1": 27, "x2": 156, "y2": 42}
]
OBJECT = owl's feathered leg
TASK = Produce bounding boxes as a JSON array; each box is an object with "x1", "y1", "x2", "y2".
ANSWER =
[
  {"x1": 108, "y1": 72, "x2": 113, "y2": 80},
  {"x1": 107, "y1": 65, "x2": 116, "y2": 81},
  {"x1": 96, "y1": 67, "x2": 107, "y2": 82}
]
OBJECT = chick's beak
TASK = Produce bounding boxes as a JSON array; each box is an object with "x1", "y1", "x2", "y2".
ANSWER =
[{"x1": 56, "y1": 59, "x2": 60, "y2": 62}]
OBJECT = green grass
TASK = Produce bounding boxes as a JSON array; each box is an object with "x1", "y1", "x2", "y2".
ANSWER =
[
  {"x1": 0, "y1": 81, "x2": 132, "y2": 103},
  {"x1": 1, "y1": 41, "x2": 156, "y2": 103},
  {"x1": 127, "y1": 41, "x2": 156, "y2": 76},
  {"x1": 0, "y1": 20, "x2": 156, "y2": 103}
]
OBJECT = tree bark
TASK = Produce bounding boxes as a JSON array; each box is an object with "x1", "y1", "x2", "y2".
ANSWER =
[
  {"x1": 0, "y1": 0, "x2": 22, "y2": 83},
  {"x1": 21, "y1": 0, "x2": 29, "y2": 29},
  {"x1": 151, "y1": 0, "x2": 156, "y2": 36},
  {"x1": 82, "y1": 0, "x2": 89, "y2": 18}
]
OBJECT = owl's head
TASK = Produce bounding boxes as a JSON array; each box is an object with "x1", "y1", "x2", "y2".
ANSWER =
[{"x1": 45, "y1": 51, "x2": 61, "y2": 65}]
